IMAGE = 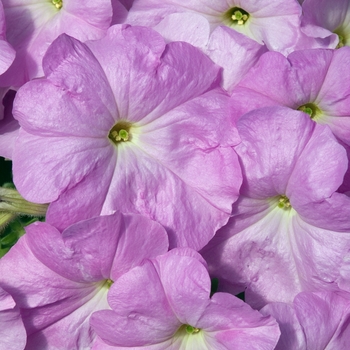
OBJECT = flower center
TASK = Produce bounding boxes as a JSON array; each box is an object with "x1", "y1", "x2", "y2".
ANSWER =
[
  {"x1": 51, "y1": 0, "x2": 63, "y2": 9},
  {"x1": 277, "y1": 195, "x2": 291, "y2": 210},
  {"x1": 108, "y1": 121, "x2": 132, "y2": 145},
  {"x1": 334, "y1": 29, "x2": 348, "y2": 49},
  {"x1": 337, "y1": 34, "x2": 345, "y2": 49},
  {"x1": 297, "y1": 103, "x2": 322, "y2": 120},
  {"x1": 185, "y1": 325, "x2": 201, "y2": 334},
  {"x1": 225, "y1": 7, "x2": 250, "y2": 26},
  {"x1": 105, "y1": 279, "x2": 114, "y2": 288}
]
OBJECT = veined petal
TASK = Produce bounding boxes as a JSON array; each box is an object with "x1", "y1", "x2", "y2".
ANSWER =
[
  {"x1": 13, "y1": 130, "x2": 113, "y2": 203},
  {"x1": 86, "y1": 25, "x2": 221, "y2": 123}
]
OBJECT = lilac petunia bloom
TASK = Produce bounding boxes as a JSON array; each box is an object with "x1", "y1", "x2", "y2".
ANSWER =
[
  {"x1": 12, "y1": 25, "x2": 241, "y2": 250},
  {"x1": 0, "y1": 0, "x2": 113, "y2": 87},
  {"x1": 126, "y1": 0, "x2": 302, "y2": 54},
  {"x1": 0, "y1": 212, "x2": 168, "y2": 349},
  {"x1": 90, "y1": 249, "x2": 280, "y2": 350},
  {"x1": 301, "y1": 0, "x2": 350, "y2": 49},
  {"x1": 135, "y1": 12, "x2": 266, "y2": 93},
  {"x1": 201, "y1": 106, "x2": 350, "y2": 309},
  {"x1": 0, "y1": 287, "x2": 26, "y2": 350},
  {"x1": 261, "y1": 290, "x2": 350, "y2": 350},
  {"x1": 230, "y1": 47, "x2": 350, "y2": 145}
]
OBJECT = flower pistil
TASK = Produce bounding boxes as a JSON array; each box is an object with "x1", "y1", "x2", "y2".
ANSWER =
[
  {"x1": 185, "y1": 325, "x2": 201, "y2": 334},
  {"x1": 297, "y1": 103, "x2": 322, "y2": 121}
]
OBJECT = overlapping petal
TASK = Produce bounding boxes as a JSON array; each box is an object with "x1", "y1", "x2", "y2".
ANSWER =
[
  {"x1": 261, "y1": 291, "x2": 350, "y2": 350},
  {"x1": 0, "y1": 287, "x2": 26, "y2": 350},
  {"x1": 13, "y1": 26, "x2": 241, "y2": 249},
  {"x1": 91, "y1": 249, "x2": 280, "y2": 349},
  {"x1": 0, "y1": 212, "x2": 168, "y2": 349},
  {"x1": 202, "y1": 107, "x2": 350, "y2": 308}
]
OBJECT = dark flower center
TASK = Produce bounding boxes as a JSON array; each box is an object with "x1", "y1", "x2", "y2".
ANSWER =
[
  {"x1": 225, "y1": 7, "x2": 250, "y2": 26},
  {"x1": 185, "y1": 325, "x2": 201, "y2": 334},
  {"x1": 297, "y1": 103, "x2": 322, "y2": 120},
  {"x1": 52, "y1": 0, "x2": 63, "y2": 9},
  {"x1": 277, "y1": 195, "x2": 291, "y2": 210},
  {"x1": 108, "y1": 121, "x2": 132, "y2": 145},
  {"x1": 334, "y1": 29, "x2": 348, "y2": 49},
  {"x1": 105, "y1": 279, "x2": 114, "y2": 288}
]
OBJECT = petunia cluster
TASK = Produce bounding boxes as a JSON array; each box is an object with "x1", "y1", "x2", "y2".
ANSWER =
[{"x1": 0, "y1": 0, "x2": 350, "y2": 349}]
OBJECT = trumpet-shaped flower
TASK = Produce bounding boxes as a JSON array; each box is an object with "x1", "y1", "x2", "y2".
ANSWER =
[
  {"x1": 90, "y1": 249, "x2": 280, "y2": 350},
  {"x1": 12, "y1": 25, "x2": 241, "y2": 250},
  {"x1": 230, "y1": 47, "x2": 350, "y2": 146},
  {"x1": 126, "y1": 0, "x2": 301, "y2": 54},
  {"x1": 301, "y1": 0, "x2": 350, "y2": 49},
  {"x1": 138, "y1": 12, "x2": 266, "y2": 93},
  {"x1": 0, "y1": 0, "x2": 113, "y2": 87},
  {"x1": 201, "y1": 107, "x2": 350, "y2": 308},
  {"x1": 0, "y1": 212, "x2": 168, "y2": 349}
]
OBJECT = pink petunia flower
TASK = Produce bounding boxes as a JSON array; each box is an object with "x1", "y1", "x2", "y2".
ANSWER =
[
  {"x1": 201, "y1": 106, "x2": 350, "y2": 309},
  {"x1": 261, "y1": 290, "x2": 350, "y2": 350},
  {"x1": 301, "y1": 0, "x2": 350, "y2": 49},
  {"x1": 230, "y1": 47, "x2": 350, "y2": 146},
  {"x1": 12, "y1": 25, "x2": 242, "y2": 250},
  {"x1": 90, "y1": 249, "x2": 281, "y2": 350},
  {"x1": 0, "y1": 212, "x2": 168, "y2": 349},
  {"x1": 133, "y1": 11, "x2": 267, "y2": 93},
  {"x1": 126, "y1": 0, "x2": 302, "y2": 54},
  {"x1": 0, "y1": 0, "x2": 113, "y2": 87}
]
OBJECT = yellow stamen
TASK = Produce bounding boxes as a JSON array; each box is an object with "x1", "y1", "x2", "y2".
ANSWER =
[
  {"x1": 277, "y1": 195, "x2": 291, "y2": 210},
  {"x1": 52, "y1": 0, "x2": 63, "y2": 9},
  {"x1": 108, "y1": 121, "x2": 133, "y2": 145},
  {"x1": 226, "y1": 7, "x2": 250, "y2": 26},
  {"x1": 185, "y1": 325, "x2": 201, "y2": 334}
]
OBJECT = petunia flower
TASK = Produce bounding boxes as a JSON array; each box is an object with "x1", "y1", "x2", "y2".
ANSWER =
[
  {"x1": 126, "y1": 0, "x2": 302, "y2": 54},
  {"x1": 301, "y1": 0, "x2": 350, "y2": 49},
  {"x1": 0, "y1": 0, "x2": 113, "y2": 87},
  {"x1": 90, "y1": 249, "x2": 281, "y2": 350},
  {"x1": 230, "y1": 47, "x2": 350, "y2": 146},
  {"x1": 0, "y1": 287, "x2": 26, "y2": 350},
  {"x1": 260, "y1": 290, "x2": 350, "y2": 350},
  {"x1": 201, "y1": 106, "x2": 350, "y2": 309},
  {"x1": 12, "y1": 25, "x2": 241, "y2": 250},
  {"x1": 134, "y1": 12, "x2": 267, "y2": 93},
  {"x1": 0, "y1": 211, "x2": 169, "y2": 349}
]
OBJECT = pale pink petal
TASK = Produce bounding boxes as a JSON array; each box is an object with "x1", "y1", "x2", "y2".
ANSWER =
[
  {"x1": 92, "y1": 262, "x2": 180, "y2": 347},
  {"x1": 153, "y1": 13, "x2": 210, "y2": 49},
  {"x1": 0, "y1": 288, "x2": 26, "y2": 350},
  {"x1": 86, "y1": 25, "x2": 221, "y2": 123},
  {"x1": 206, "y1": 26, "x2": 267, "y2": 92}
]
